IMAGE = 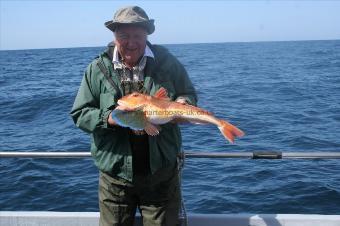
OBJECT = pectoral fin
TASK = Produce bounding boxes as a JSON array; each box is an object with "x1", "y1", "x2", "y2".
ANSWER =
[
  {"x1": 144, "y1": 122, "x2": 161, "y2": 136},
  {"x1": 111, "y1": 109, "x2": 147, "y2": 130}
]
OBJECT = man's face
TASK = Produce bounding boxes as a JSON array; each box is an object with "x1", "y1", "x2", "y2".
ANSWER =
[{"x1": 114, "y1": 25, "x2": 148, "y2": 67}]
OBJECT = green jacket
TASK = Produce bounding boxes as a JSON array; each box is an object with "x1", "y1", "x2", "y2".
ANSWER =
[{"x1": 70, "y1": 42, "x2": 197, "y2": 181}]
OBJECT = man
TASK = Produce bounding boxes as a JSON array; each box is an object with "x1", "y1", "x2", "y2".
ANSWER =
[{"x1": 70, "y1": 6, "x2": 197, "y2": 226}]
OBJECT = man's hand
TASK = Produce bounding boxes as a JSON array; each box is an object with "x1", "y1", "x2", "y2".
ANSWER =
[
  {"x1": 175, "y1": 97, "x2": 188, "y2": 105},
  {"x1": 108, "y1": 111, "x2": 118, "y2": 126},
  {"x1": 170, "y1": 97, "x2": 189, "y2": 124}
]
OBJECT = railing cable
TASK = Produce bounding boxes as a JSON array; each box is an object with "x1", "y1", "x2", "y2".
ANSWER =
[{"x1": 1, "y1": 151, "x2": 340, "y2": 159}]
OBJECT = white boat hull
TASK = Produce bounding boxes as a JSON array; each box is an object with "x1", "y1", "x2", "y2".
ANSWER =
[{"x1": 1, "y1": 211, "x2": 340, "y2": 226}]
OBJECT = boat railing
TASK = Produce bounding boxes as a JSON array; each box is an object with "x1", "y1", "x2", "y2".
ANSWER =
[
  {"x1": 1, "y1": 151, "x2": 340, "y2": 226},
  {"x1": 1, "y1": 151, "x2": 340, "y2": 159}
]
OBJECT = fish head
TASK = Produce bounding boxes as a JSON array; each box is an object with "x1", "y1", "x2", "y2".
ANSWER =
[{"x1": 117, "y1": 92, "x2": 149, "y2": 110}]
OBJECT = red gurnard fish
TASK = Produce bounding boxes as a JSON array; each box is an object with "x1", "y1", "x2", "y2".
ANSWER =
[{"x1": 113, "y1": 88, "x2": 244, "y2": 143}]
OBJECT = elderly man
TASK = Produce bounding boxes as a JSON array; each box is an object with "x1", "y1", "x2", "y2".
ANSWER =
[{"x1": 70, "y1": 6, "x2": 197, "y2": 226}]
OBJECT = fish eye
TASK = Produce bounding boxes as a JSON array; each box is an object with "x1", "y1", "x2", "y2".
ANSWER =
[{"x1": 131, "y1": 93, "x2": 139, "y2": 97}]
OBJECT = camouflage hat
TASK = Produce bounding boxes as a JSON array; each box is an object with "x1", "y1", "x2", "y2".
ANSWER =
[{"x1": 105, "y1": 6, "x2": 155, "y2": 34}]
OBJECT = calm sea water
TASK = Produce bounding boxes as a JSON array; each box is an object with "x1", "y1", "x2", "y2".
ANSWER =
[{"x1": 1, "y1": 40, "x2": 340, "y2": 214}]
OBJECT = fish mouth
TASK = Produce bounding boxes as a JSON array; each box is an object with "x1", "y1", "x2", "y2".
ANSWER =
[
  {"x1": 117, "y1": 100, "x2": 131, "y2": 108},
  {"x1": 117, "y1": 100, "x2": 143, "y2": 110},
  {"x1": 117, "y1": 100, "x2": 125, "y2": 106}
]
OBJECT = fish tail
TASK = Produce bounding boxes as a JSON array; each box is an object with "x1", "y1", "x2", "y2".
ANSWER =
[{"x1": 218, "y1": 120, "x2": 245, "y2": 144}]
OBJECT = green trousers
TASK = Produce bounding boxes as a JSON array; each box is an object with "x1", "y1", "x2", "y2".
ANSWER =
[{"x1": 98, "y1": 166, "x2": 181, "y2": 226}]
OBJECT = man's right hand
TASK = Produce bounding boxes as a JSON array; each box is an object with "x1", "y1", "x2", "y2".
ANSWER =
[{"x1": 108, "y1": 111, "x2": 118, "y2": 126}]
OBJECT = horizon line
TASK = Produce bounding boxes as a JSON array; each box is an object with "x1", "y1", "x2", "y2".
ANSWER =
[{"x1": 1, "y1": 38, "x2": 339, "y2": 52}]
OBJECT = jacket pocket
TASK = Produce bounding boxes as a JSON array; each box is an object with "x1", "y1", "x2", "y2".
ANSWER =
[{"x1": 92, "y1": 128, "x2": 118, "y2": 151}]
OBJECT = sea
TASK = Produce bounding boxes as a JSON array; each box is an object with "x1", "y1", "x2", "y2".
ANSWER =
[{"x1": 1, "y1": 40, "x2": 340, "y2": 214}]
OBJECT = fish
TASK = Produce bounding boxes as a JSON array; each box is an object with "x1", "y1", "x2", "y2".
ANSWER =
[{"x1": 111, "y1": 88, "x2": 245, "y2": 143}]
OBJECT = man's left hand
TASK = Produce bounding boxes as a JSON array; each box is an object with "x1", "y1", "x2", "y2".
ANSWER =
[{"x1": 175, "y1": 97, "x2": 188, "y2": 105}]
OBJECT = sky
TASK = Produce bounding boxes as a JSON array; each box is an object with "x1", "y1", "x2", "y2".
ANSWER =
[{"x1": 0, "y1": 0, "x2": 340, "y2": 50}]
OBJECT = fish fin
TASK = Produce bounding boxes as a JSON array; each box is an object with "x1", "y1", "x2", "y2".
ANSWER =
[
  {"x1": 218, "y1": 120, "x2": 245, "y2": 144},
  {"x1": 144, "y1": 122, "x2": 161, "y2": 136},
  {"x1": 111, "y1": 109, "x2": 146, "y2": 130},
  {"x1": 111, "y1": 110, "x2": 129, "y2": 127},
  {"x1": 153, "y1": 87, "x2": 170, "y2": 100}
]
